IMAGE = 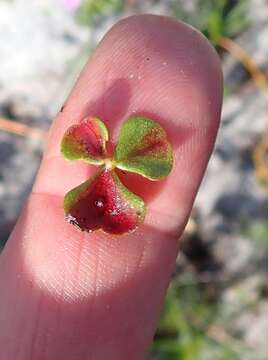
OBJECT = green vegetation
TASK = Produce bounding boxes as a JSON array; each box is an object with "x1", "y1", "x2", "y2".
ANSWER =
[
  {"x1": 173, "y1": 0, "x2": 249, "y2": 46},
  {"x1": 76, "y1": 0, "x2": 123, "y2": 25},
  {"x1": 150, "y1": 278, "x2": 239, "y2": 359}
]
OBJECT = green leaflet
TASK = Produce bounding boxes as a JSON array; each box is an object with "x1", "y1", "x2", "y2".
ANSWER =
[
  {"x1": 114, "y1": 117, "x2": 173, "y2": 180},
  {"x1": 61, "y1": 117, "x2": 109, "y2": 165}
]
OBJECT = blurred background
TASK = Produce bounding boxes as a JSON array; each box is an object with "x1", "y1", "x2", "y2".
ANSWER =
[{"x1": 1, "y1": 0, "x2": 268, "y2": 359}]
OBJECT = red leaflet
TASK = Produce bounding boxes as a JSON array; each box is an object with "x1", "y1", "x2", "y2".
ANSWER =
[{"x1": 64, "y1": 169, "x2": 145, "y2": 235}]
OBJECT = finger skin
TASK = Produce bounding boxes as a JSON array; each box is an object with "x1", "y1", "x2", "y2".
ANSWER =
[{"x1": 0, "y1": 15, "x2": 222, "y2": 360}]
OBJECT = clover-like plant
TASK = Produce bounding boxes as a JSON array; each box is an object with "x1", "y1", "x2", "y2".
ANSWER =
[{"x1": 61, "y1": 116, "x2": 173, "y2": 235}]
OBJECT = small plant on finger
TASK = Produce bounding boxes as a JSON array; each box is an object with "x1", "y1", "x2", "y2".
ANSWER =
[{"x1": 61, "y1": 116, "x2": 173, "y2": 235}]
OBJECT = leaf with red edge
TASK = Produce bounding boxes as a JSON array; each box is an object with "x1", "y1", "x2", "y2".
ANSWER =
[
  {"x1": 64, "y1": 168, "x2": 145, "y2": 235},
  {"x1": 114, "y1": 116, "x2": 173, "y2": 180},
  {"x1": 61, "y1": 116, "x2": 109, "y2": 165}
]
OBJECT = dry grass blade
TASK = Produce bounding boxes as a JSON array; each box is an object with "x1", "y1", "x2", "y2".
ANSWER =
[
  {"x1": 219, "y1": 37, "x2": 268, "y2": 185},
  {"x1": 219, "y1": 37, "x2": 268, "y2": 96},
  {"x1": 0, "y1": 117, "x2": 47, "y2": 141}
]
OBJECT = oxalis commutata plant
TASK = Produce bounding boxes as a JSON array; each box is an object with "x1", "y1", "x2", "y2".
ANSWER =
[{"x1": 61, "y1": 116, "x2": 174, "y2": 235}]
